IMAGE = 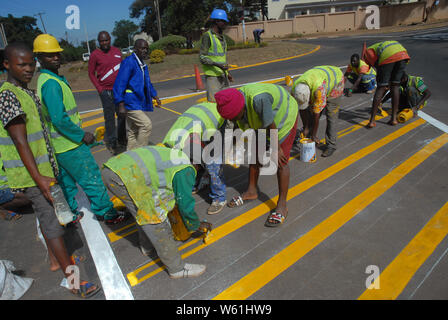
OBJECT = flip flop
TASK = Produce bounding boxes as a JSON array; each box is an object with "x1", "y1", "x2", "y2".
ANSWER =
[
  {"x1": 227, "y1": 195, "x2": 257, "y2": 208},
  {"x1": 70, "y1": 281, "x2": 101, "y2": 299},
  {"x1": 2, "y1": 211, "x2": 22, "y2": 221},
  {"x1": 265, "y1": 211, "x2": 287, "y2": 227}
]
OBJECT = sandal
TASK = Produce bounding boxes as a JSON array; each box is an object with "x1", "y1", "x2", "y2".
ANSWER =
[
  {"x1": 265, "y1": 211, "x2": 287, "y2": 227},
  {"x1": 70, "y1": 281, "x2": 101, "y2": 299},
  {"x1": 1, "y1": 210, "x2": 22, "y2": 221},
  {"x1": 227, "y1": 194, "x2": 257, "y2": 208},
  {"x1": 67, "y1": 211, "x2": 84, "y2": 226}
]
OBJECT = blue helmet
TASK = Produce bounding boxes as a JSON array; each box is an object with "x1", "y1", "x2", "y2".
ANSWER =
[{"x1": 210, "y1": 9, "x2": 229, "y2": 22}]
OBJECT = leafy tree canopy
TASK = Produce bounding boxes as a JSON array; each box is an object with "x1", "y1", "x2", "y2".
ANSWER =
[
  {"x1": 112, "y1": 19, "x2": 139, "y2": 48},
  {"x1": 0, "y1": 14, "x2": 42, "y2": 47}
]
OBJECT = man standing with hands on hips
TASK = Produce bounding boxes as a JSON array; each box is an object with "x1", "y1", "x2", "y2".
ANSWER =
[
  {"x1": 88, "y1": 31, "x2": 126, "y2": 155},
  {"x1": 113, "y1": 39, "x2": 161, "y2": 150}
]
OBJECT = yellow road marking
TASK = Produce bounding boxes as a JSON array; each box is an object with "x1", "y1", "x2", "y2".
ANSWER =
[
  {"x1": 126, "y1": 119, "x2": 425, "y2": 286},
  {"x1": 80, "y1": 110, "x2": 104, "y2": 119},
  {"x1": 107, "y1": 222, "x2": 137, "y2": 243},
  {"x1": 213, "y1": 133, "x2": 448, "y2": 300},
  {"x1": 358, "y1": 200, "x2": 448, "y2": 300}
]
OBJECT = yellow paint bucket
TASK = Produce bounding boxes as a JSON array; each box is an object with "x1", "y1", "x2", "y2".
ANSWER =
[
  {"x1": 111, "y1": 196, "x2": 126, "y2": 211},
  {"x1": 398, "y1": 108, "x2": 413, "y2": 123},
  {"x1": 299, "y1": 138, "x2": 316, "y2": 163},
  {"x1": 94, "y1": 126, "x2": 105, "y2": 141},
  {"x1": 167, "y1": 207, "x2": 192, "y2": 241}
]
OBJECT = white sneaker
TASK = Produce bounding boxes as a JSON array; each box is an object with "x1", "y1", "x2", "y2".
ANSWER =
[{"x1": 169, "y1": 263, "x2": 206, "y2": 279}]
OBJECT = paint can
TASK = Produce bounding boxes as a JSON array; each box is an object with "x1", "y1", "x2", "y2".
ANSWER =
[
  {"x1": 398, "y1": 108, "x2": 413, "y2": 123},
  {"x1": 299, "y1": 138, "x2": 316, "y2": 163}
]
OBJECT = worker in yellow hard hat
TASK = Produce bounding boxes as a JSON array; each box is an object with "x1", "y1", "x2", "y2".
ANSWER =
[{"x1": 34, "y1": 34, "x2": 127, "y2": 225}]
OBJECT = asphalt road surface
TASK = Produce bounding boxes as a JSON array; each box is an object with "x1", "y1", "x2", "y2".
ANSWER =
[{"x1": 1, "y1": 25, "x2": 447, "y2": 301}]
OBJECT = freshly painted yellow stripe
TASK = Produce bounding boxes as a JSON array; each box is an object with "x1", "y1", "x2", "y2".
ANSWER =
[
  {"x1": 358, "y1": 200, "x2": 448, "y2": 300},
  {"x1": 107, "y1": 222, "x2": 137, "y2": 243},
  {"x1": 126, "y1": 119, "x2": 425, "y2": 286},
  {"x1": 81, "y1": 117, "x2": 105, "y2": 128},
  {"x1": 213, "y1": 133, "x2": 448, "y2": 300},
  {"x1": 80, "y1": 110, "x2": 104, "y2": 119}
]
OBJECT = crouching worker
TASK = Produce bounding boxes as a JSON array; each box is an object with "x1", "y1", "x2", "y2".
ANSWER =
[
  {"x1": 382, "y1": 72, "x2": 431, "y2": 117},
  {"x1": 162, "y1": 102, "x2": 227, "y2": 215},
  {"x1": 344, "y1": 53, "x2": 376, "y2": 96},
  {"x1": 215, "y1": 84, "x2": 298, "y2": 227},
  {"x1": 292, "y1": 65, "x2": 345, "y2": 158},
  {"x1": 101, "y1": 145, "x2": 209, "y2": 279}
]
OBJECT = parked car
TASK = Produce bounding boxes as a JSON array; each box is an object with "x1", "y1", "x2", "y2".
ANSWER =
[{"x1": 82, "y1": 52, "x2": 90, "y2": 62}]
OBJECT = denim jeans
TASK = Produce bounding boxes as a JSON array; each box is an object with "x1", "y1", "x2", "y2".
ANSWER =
[
  {"x1": 99, "y1": 90, "x2": 127, "y2": 147},
  {"x1": 205, "y1": 162, "x2": 226, "y2": 202}
]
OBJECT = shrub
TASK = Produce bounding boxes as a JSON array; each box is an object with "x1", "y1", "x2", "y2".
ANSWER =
[
  {"x1": 224, "y1": 34, "x2": 235, "y2": 47},
  {"x1": 149, "y1": 49, "x2": 166, "y2": 64},
  {"x1": 149, "y1": 35, "x2": 186, "y2": 54}
]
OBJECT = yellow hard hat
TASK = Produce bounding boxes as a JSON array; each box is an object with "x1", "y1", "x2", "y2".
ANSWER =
[{"x1": 33, "y1": 34, "x2": 64, "y2": 53}]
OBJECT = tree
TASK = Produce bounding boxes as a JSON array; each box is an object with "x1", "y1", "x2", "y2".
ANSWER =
[
  {"x1": 0, "y1": 14, "x2": 42, "y2": 47},
  {"x1": 129, "y1": 0, "x2": 242, "y2": 40},
  {"x1": 112, "y1": 19, "x2": 139, "y2": 48}
]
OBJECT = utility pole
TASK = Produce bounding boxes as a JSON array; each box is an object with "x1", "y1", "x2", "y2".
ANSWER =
[
  {"x1": 84, "y1": 23, "x2": 90, "y2": 54},
  {"x1": 154, "y1": 0, "x2": 163, "y2": 40},
  {"x1": 240, "y1": 0, "x2": 246, "y2": 44},
  {"x1": 35, "y1": 12, "x2": 47, "y2": 33}
]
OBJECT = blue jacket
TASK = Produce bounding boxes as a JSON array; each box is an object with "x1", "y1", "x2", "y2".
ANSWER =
[{"x1": 113, "y1": 53, "x2": 158, "y2": 111}]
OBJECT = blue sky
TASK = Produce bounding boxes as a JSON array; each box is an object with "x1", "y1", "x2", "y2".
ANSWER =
[{"x1": 1, "y1": 0, "x2": 141, "y2": 46}]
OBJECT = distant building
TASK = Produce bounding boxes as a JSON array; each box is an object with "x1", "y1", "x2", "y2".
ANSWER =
[{"x1": 268, "y1": 0, "x2": 411, "y2": 20}]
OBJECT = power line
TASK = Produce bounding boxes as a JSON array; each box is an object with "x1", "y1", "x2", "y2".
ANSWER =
[{"x1": 34, "y1": 12, "x2": 47, "y2": 33}]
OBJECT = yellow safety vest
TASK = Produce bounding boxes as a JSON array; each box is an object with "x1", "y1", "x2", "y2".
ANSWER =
[
  {"x1": 103, "y1": 146, "x2": 194, "y2": 225},
  {"x1": 201, "y1": 30, "x2": 227, "y2": 77},
  {"x1": 37, "y1": 72, "x2": 82, "y2": 154},
  {"x1": 0, "y1": 82, "x2": 55, "y2": 188}
]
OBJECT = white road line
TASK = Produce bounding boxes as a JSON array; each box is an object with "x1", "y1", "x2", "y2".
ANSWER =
[
  {"x1": 77, "y1": 191, "x2": 134, "y2": 300},
  {"x1": 418, "y1": 111, "x2": 448, "y2": 134}
]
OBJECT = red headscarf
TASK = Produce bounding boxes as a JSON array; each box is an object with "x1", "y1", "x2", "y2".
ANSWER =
[{"x1": 215, "y1": 88, "x2": 245, "y2": 120}]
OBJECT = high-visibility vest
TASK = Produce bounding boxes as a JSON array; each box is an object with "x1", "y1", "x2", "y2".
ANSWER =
[
  {"x1": 163, "y1": 102, "x2": 225, "y2": 149},
  {"x1": 103, "y1": 146, "x2": 194, "y2": 226},
  {"x1": 0, "y1": 158, "x2": 8, "y2": 190},
  {"x1": 402, "y1": 75, "x2": 428, "y2": 108},
  {"x1": 350, "y1": 60, "x2": 376, "y2": 83},
  {"x1": 201, "y1": 30, "x2": 227, "y2": 77},
  {"x1": 0, "y1": 82, "x2": 55, "y2": 188},
  {"x1": 237, "y1": 83, "x2": 298, "y2": 142},
  {"x1": 37, "y1": 73, "x2": 82, "y2": 154},
  {"x1": 292, "y1": 65, "x2": 344, "y2": 100},
  {"x1": 368, "y1": 41, "x2": 409, "y2": 66}
]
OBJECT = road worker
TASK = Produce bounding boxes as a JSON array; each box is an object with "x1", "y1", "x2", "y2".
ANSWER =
[
  {"x1": 33, "y1": 34, "x2": 126, "y2": 225},
  {"x1": 215, "y1": 83, "x2": 298, "y2": 227},
  {"x1": 363, "y1": 40, "x2": 410, "y2": 128},
  {"x1": 200, "y1": 8, "x2": 233, "y2": 102},
  {"x1": 344, "y1": 53, "x2": 377, "y2": 96},
  {"x1": 162, "y1": 102, "x2": 228, "y2": 215},
  {"x1": 292, "y1": 65, "x2": 345, "y2": 158},
  {"x1": 101, "y1": 145, "x2": 209, "y2": 279}
]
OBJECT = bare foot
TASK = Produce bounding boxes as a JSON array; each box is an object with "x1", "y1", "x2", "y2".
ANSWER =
[
  {"x1": 366, "y1": 122, "x2": 376, "y2": 128},
  {"x1": 387, "y1": 119, "x2": 398, "y2": 126},
  {"x1": 50, "y1": 262, "x2": 60, "y2": 272}
]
